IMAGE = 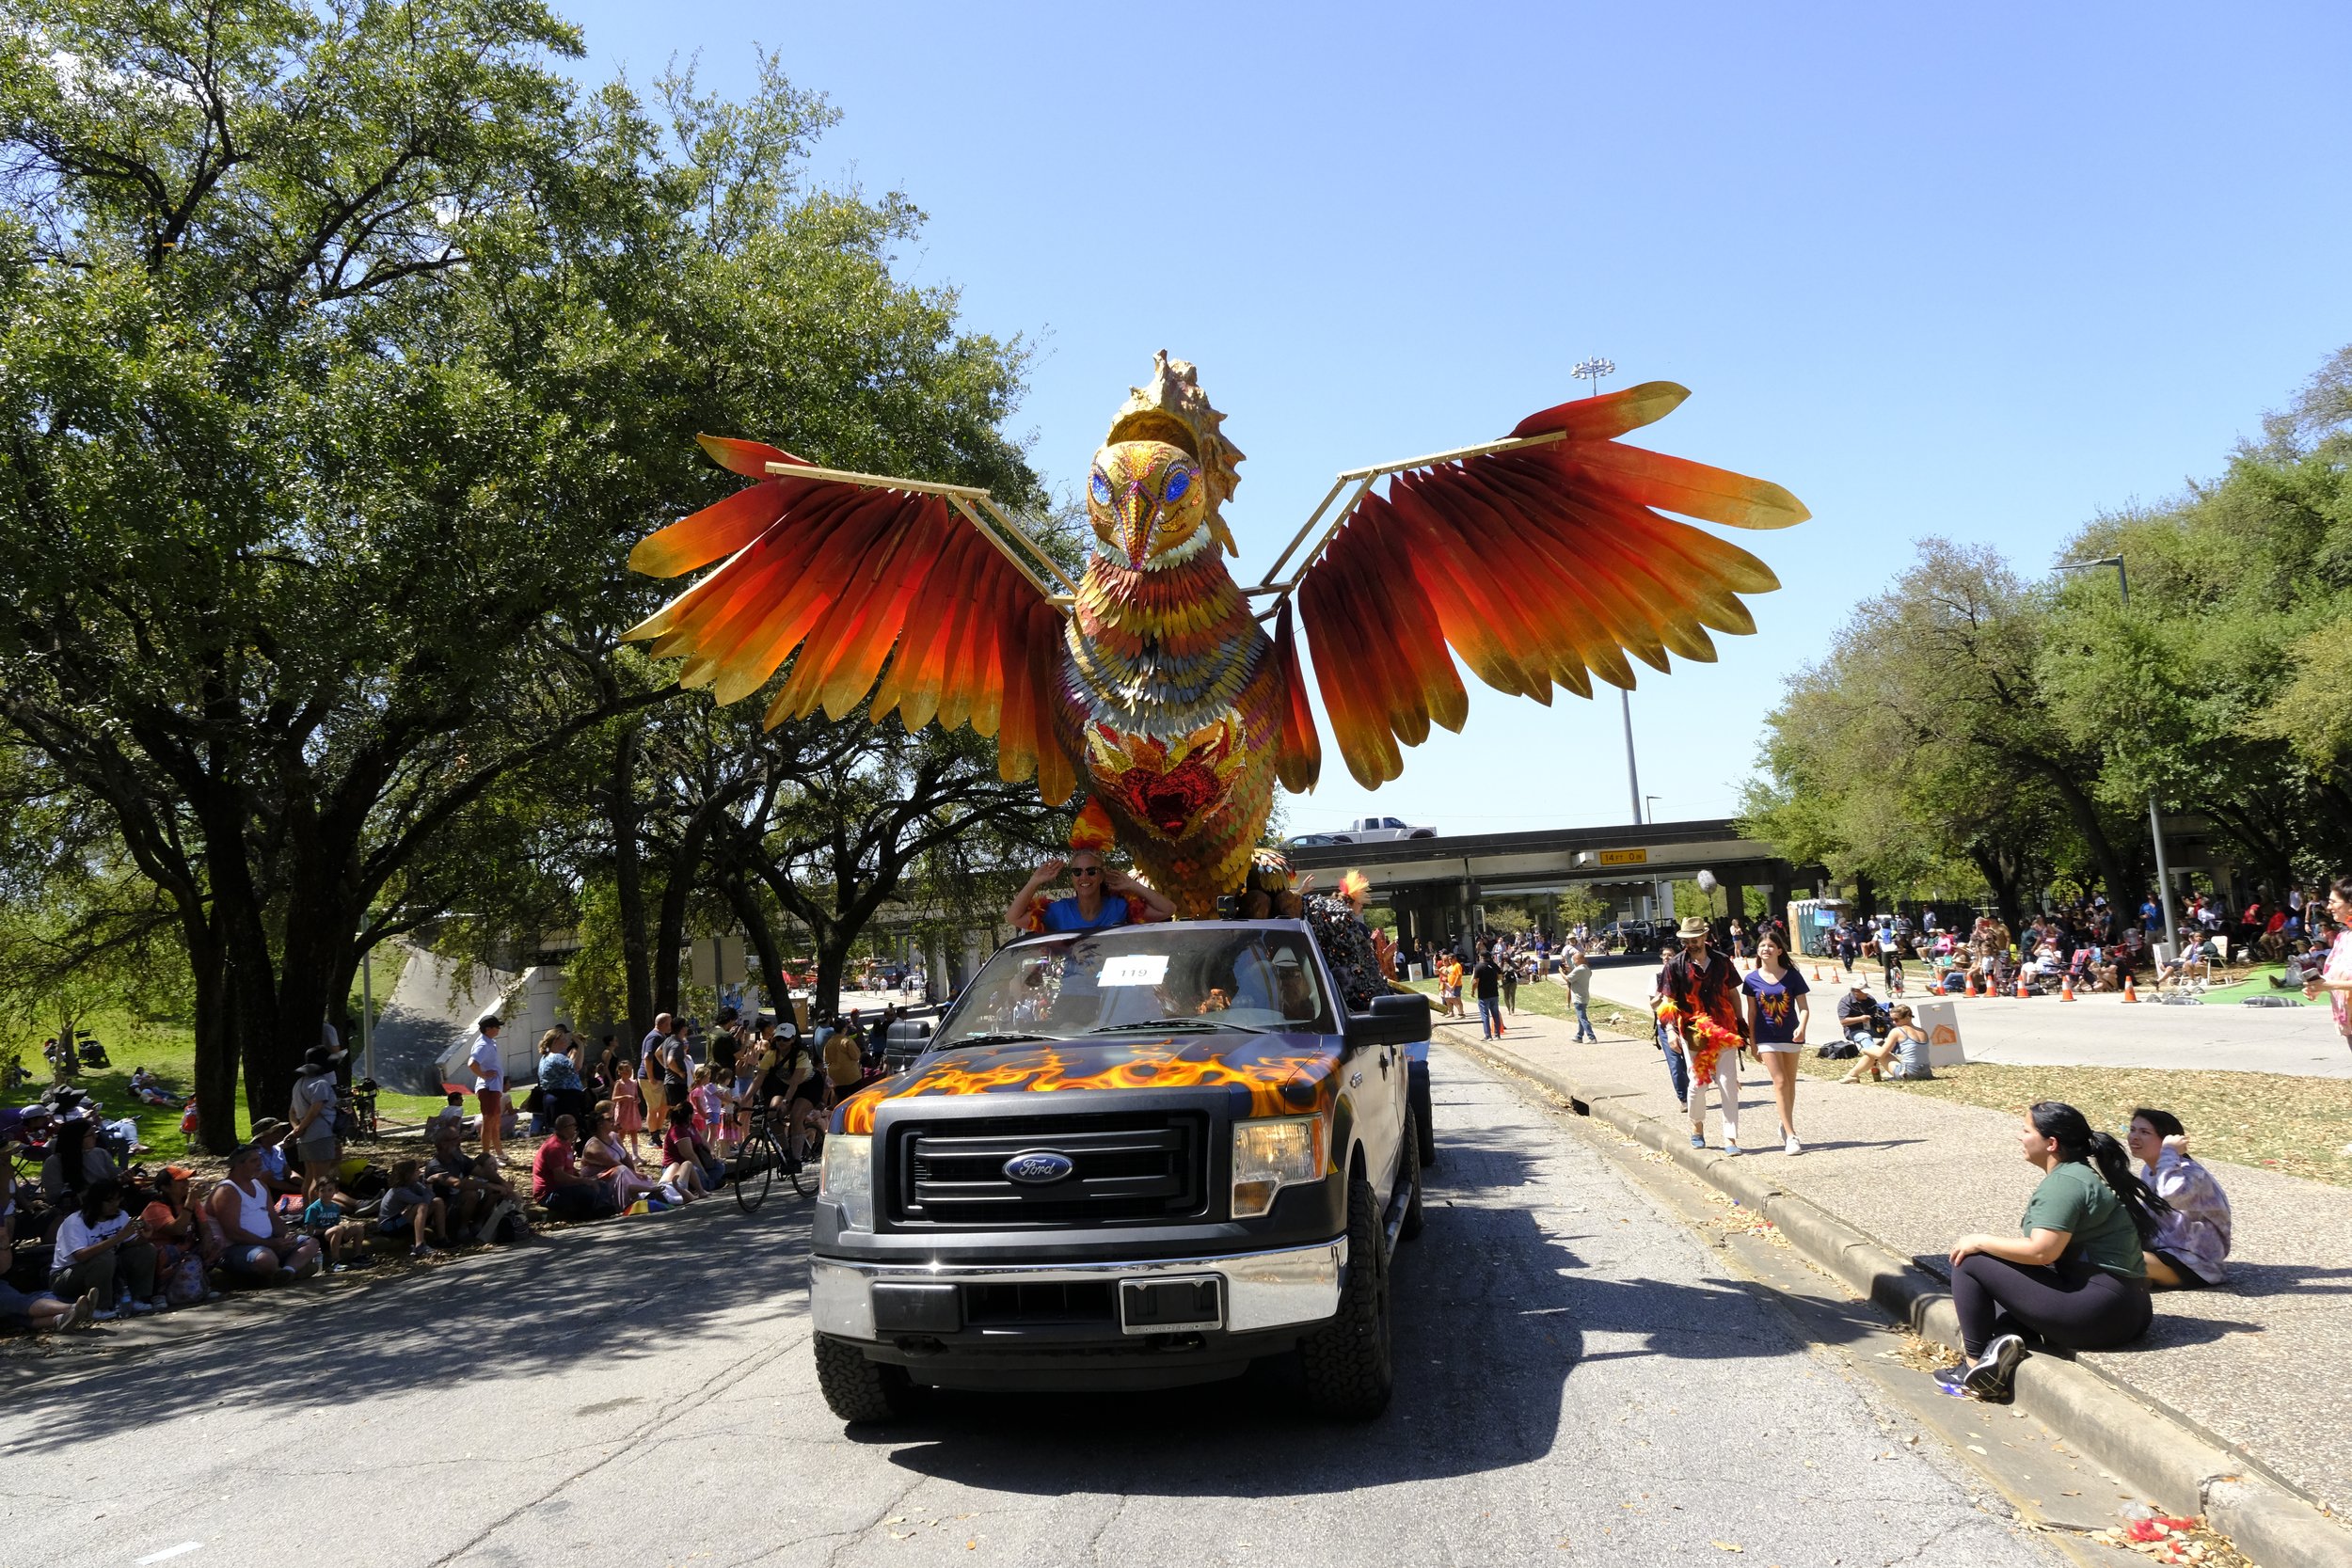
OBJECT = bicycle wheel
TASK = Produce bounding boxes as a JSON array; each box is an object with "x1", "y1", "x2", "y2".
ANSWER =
[
  {"x1": 787, "y1": 1119, "x2": 821, "y2": 1196},
  {"x1": 734, "y1": 1127, "x2": 775, "y2": 1213}
]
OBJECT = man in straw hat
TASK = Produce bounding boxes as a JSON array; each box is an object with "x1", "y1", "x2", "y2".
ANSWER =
[{"x1": 1658, "y1": 914, "x2": 1751, "y2": 1154}]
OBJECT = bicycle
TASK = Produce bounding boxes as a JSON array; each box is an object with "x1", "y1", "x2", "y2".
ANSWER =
[{"x1": 732, "y1": 1104, "x2": 819, "y2": 1212}]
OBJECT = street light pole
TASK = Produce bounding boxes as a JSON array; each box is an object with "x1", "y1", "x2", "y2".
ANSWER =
[
  {"x1": 2056, "y1": 555, "x2": 2179, "y2": 946},
  {"x1": 1574, "y1": 356, "x2": 1646, "y2": 835},
  {"x1": 1621, "y1": 691, "x2": 1644, "y2": 825}
]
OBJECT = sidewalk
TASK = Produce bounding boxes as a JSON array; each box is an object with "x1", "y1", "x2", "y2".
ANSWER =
[{"x1": 1440, "y1": 1006, "x2": 2352, "y2": 1518}]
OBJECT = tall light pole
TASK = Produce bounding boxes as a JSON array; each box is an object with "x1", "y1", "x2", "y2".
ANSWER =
[
  {"x1": 2056, "y1": 555, "x2": 2179, "y2": 946},
  {"x1": 1575, "y1": 357, "x2": 1640, "y2": 827}
]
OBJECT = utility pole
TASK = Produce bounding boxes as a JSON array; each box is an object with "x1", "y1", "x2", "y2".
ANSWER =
[{"x1": 2056, "y1": 555, "x2": 2179, "y2": 946}]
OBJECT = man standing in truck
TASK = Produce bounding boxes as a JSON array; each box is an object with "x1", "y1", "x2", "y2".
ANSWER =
[{"x1": 1004, "y1": 849, "x2": 1175, "y2": 933}]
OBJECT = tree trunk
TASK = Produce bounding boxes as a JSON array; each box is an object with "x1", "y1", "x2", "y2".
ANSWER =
[
  {"x1": 264, "y1": 877, "x2": 358, "y2": 1116},
  {"x1": 2026, "y1": 757, "x2": 2137, "y2": 914},
  {"x1": 813, "y1": 941, "x2": 846, "y2": 1021},
  {"x1": 720, "y1": 869, "x2": 788, "y2": 1018},
  {"x1": 609, "y1": 723, "x2": 654, "y2": 1047}
]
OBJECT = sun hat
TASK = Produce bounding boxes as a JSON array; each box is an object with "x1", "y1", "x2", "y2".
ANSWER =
[{"x1": 1676, "y1": 916, "x2": 1710, "y2": 940}]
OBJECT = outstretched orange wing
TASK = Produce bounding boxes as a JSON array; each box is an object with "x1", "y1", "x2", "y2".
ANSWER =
[
  {"x1": 624, "y1": 436, "x2": 1075, "y2": 804},
  {"x1": 1288, "y1": 382, "x2": 1806, "y2": 789}
]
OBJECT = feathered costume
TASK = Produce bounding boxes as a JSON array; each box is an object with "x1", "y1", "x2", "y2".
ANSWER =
[{"x1": 624, "y1": 355, "x2": 1806, "y2": 915}]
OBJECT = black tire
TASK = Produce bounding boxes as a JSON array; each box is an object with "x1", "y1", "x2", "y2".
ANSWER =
[
  {"x1": 734, "y1": 1130, "x2": 775, "y2": 1213},
  {"x1": 787, "y1": 1117, "x2": 822, "y2": 1197},
  {"x1": 1298, "y1": 1174, "x2": 1393, "y2": 1419},
  {"x1": 1409, "y1": 1069, "x2": 1437, "y2": 1168},
  {"x1": 1398, "y1": 1117, "x2": 1423, "y2": 1242},
  {"x1": 815, "y1": 1334, "x2": 918, "y2": 1423}
]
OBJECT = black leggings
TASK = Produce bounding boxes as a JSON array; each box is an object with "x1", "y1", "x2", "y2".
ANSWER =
[{"x1": 1952, "y1": 1252, "x2": 2152, "y2": 1356}]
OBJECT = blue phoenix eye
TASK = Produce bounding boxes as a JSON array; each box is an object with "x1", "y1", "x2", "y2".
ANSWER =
[
  {"x1": 1164, "y1": 467, "x2": 1192, "y2": 502},
  {"x1": 1089, "y1": 470, "x2": 1112, "y2": 505}
]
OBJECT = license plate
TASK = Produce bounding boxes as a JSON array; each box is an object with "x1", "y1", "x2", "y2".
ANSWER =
[{"x1": 1118, "y1": 1275, "x2": 1224, "y2": 1335}]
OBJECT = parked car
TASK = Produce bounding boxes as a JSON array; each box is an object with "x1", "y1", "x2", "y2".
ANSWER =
[{"x1": 809, "y1": 919, "x2": 1430, "y2": 1422}]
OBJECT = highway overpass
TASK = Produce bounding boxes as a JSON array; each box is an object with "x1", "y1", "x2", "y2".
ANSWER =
[{"x1": 1284, "y1": 816, "x2": 1816, "y2": 953}]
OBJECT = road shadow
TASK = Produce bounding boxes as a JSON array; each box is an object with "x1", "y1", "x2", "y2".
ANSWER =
[
  {"x1": 874, "y1": 1125, "x2": 1880, "y2": 1497},
  {"x1": 0, "y1": 1198, "x2": 816, "y2": 1449},
  {"x1": 2209, "y1": 1261, "x2": 2352, "y2": 1298}
]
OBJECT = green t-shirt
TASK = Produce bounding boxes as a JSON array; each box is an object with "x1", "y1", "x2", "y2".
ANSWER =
[{"x1": 2020, "y1": 1162, "x2": 2145, "y2": 1278}]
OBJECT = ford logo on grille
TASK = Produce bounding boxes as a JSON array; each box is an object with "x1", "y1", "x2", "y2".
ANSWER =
[{"x1": 1002, "y1": 1149, "x2": 1074, "y2": 1185}]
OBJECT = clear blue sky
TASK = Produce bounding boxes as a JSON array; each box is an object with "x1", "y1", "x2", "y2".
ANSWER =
[{"x1": 562, "y1": 1, "x2": 2352, "y2": 834}]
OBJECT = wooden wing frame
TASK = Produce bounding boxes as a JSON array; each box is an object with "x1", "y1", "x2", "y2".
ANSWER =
[
  {"x1": 1253, "y1": 382, "x2": 1809, "y2": 792},
  {"x1": 624, "y1": 436, "x2": 1082, "y2": 804}
]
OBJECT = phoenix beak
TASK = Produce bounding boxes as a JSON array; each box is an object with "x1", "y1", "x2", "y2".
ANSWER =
[{"x1": 1119, "y1": 486, "x2": 1152, "y2": 565}]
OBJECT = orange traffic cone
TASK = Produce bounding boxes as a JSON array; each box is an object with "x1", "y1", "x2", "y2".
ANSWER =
[
  {"x1": 2060, "y1": 971, "x2": 2075, "y2": 1001},
  {"x1": 2122, "y1": 974, "x2": 2138, "y2": 1004},
  {"x1": 1964, "y1": 972, "x2": 1978, "y2": 998},
  {"x1": 2015, "y1": 974, "x2": 2031, "y2": 999}
]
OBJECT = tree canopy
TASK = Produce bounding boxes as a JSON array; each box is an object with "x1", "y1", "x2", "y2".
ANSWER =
[
  {"x1": 1744, "y1": 344, "x2": 2352, "y2": 923},
  {"x1": 0, "y1": 1, "x2": 1040, "y2": 1141}
]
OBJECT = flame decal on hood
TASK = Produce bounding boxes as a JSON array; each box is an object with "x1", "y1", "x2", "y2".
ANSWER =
[{"x1": 835, "y1": 1034, "x2": 1340, "y2": 1135}]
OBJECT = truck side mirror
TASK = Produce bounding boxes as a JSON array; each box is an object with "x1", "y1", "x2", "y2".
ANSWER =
[{"x1": 1346, "y1": 991, "x2": 1430, "y2": 1051}]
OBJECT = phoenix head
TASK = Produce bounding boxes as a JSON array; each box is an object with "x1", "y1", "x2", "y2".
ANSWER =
[{"x1": 1088, "y1": 439, "x2": 1211, "y2": 569}]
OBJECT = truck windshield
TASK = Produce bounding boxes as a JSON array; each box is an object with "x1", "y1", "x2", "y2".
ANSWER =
[{"x1": 933, "y1": 927, "x2": 1336, "y2": 1048}]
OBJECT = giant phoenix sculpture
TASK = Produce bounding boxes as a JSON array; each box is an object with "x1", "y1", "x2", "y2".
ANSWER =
[{"x1": 624, "y1": 355, "x2": 1806, "y2": 915}]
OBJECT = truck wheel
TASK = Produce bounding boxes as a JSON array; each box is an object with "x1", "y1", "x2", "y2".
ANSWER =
[
  {"x1": 1398, "y1": 1116, "x2": 1424, "y2": 1242},
  {"x1": 1410, "y1": 1071, "x2": 1437, "y2": 1167},
  {"x1": 1299, "y1": 1175, "x2": 1392, "y2": 1418},
  {"x1": 814, "y1": 1335, "x2": 918, "y2": 1424}
]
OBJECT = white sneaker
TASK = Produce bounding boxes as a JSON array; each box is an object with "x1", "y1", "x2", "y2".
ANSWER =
[
  {"x1": 1785, "y1": 1133, "x2": 1803, "y2": 1156},
  {"x1": 125, "y1": 1298, "x2": 157, "y2": 1316}
]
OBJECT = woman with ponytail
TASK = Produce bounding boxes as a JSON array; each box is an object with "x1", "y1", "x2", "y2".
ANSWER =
[{"x1": 1934, "y1": 1101, "x2": 2168, "y2": 1402}]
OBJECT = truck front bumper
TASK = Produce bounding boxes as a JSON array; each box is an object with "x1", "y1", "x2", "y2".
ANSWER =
[{"x1": 809, "y1": 1237, "x2": 1346, "y2": 1343}]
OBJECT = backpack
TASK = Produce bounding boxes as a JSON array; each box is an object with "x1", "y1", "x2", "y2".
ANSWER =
[{"x1": 1818, "y1": 1039, "x2": 1860, "y2": 1060}]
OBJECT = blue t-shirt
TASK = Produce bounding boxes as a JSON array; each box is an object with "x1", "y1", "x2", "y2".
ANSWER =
[
  {"x1": 1040, "y1": 895, "x2": 1131, "y2": 933},
  {"x1": 1741, "y1": 966, "x2": 1809, "y2": 1044}
]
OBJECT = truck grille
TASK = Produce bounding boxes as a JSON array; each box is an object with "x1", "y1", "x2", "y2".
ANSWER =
[{"x1": 889, "y1": 1112, "x2": 1208, "y2": 1227}]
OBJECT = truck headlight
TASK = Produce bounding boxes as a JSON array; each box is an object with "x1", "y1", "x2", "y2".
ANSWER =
[
  {"x1": 819, "y1": 1134, "x2": 874, "y2": 1229},
  {"x1": 1232, "y1": 1116, "x2": 1326, "y2": 1219}
]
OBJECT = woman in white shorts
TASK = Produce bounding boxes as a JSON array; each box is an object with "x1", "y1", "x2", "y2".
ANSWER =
[{"x1": 1739, "y1": 934, "x2": 1811, "y2": 1155}]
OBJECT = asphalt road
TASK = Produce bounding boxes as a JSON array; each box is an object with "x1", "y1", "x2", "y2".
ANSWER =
[{"x1": 8, "y1": 1052, "x2": 2068, "y2": 1568}]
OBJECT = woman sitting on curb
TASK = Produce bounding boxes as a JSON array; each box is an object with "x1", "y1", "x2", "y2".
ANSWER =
[
  {"x1": 2126, "y1": 1107, "x2": 2232, "y2": 1289},
  {"x1": 580, "y1": 1103, "x2": 670, "y2": 1209},
  {"x1": 1934, "y1": 1101, "x2": 2167, "y2": 1402},
  {"x1": 1839, "y1": 1004, "x2": 1932, "y2": 1083}
]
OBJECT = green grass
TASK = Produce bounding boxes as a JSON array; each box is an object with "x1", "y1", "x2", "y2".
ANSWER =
[
  {"x1": 5, "y1": 1006, "x2": 448, "y2": 1159},
  {"x1": 1791, "y1": 1052, "x2": 2352, "y2": 1188}
]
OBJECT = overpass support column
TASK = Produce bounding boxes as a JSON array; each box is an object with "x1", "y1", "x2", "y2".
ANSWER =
[{"x1": 927, "y1": 931, "x2": 950, "y2": 1004}]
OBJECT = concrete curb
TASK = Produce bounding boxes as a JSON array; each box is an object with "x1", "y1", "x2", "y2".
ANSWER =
[{"x1": 1441, "y1": 1033, "x2": 2352, "y2": 1568}]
